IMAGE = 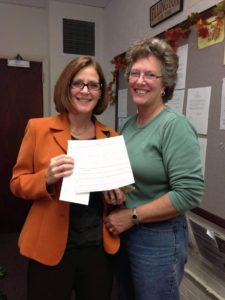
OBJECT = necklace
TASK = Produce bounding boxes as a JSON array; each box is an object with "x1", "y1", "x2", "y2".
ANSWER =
[{"x1": 69, "y1": 122, "x2": 93, "y2": 137}]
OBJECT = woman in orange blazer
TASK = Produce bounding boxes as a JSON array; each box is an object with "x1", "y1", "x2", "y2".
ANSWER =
[{"x1": 10, "y1": 56, "x2": 122, "y2": 300}]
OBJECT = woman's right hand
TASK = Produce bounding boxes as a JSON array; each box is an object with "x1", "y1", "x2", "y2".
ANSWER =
[{"x1": 45, "y1": 154, "x2": 74, "y2": 185}]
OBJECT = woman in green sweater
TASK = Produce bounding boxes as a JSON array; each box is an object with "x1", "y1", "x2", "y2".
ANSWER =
[{"x1": 104, "y1": 37, "x2": 204, "y2": 300}]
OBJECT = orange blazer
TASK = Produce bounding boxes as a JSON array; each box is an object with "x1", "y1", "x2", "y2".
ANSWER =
[{"x1": 10, "y1": 113, "x2": 120, "y2": 266}]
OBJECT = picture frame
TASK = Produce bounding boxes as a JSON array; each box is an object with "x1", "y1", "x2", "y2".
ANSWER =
[{"x1": 150, "y1": 0, "x2": 183, "y2": 27}]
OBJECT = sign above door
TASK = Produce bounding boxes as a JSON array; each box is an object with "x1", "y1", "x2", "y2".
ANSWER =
[{"x1": 150, "y1": 0, "x2": 183, "y2": 27}]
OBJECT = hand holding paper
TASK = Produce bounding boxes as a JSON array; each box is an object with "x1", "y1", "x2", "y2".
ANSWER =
[{"x1": 60, "y1": 135, "x2": 134, "y2": 205}]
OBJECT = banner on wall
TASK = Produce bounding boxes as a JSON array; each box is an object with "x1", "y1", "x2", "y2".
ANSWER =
[{"x1": 198, "y1": 16, "x2": 224, "y2": 49}]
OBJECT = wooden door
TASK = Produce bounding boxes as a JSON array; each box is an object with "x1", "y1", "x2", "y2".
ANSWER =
[{"x1": 0, "y1": 59, "x2": 43, "y2": 233}]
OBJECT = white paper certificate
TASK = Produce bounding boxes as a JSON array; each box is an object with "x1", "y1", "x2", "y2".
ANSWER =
[
  {"x1": 186, "y1": 87, "x2": 211, "y2": 135},
  {"x1": 60, "y1": 135, "x2": 134, "y2": 204}
]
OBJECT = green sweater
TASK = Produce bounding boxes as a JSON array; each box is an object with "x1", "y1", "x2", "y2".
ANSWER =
[{"x1": 120, "y1": 106, "x2": 204, "y2": 213}]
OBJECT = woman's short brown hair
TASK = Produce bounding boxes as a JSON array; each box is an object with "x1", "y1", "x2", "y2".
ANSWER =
[
  {"x1": 125, "y1": 37, "x2": 179, "y2": 102},
  {"x1": 54, "y1": 56, "x2": 108, "y2": 115}
]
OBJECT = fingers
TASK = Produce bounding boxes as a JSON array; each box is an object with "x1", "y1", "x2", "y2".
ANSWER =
[
  {"x1": 46, "y1": 154, "x2": 74, "y2": 185},
  {"x1": 108, "y1": 190, "x2": 117, "y2": 205},
  {"x1": 105, "y1": 222, "x2": 118, "y2": 235},
  {"x1": 102, "y1": 191, "x2": 110, "y2": 202},
  {"x1": 104, "y1": 210, "x2": 124, "y2": 235},
  {"x1": 103, "y1": 189, "x2": 126, "y2": 206},
  {"x1": 103, "y1": 190, "x2": 116, "y2": 205},
  {"x1": 50, "y1": 154, "x2": 74, "y2": 166},
  {"x1": 114, "y1": 188, "x2": 126, "y2": 204},
  {"x1": 108, "y1": 227, "x2": 119, "y2": 235},
  {"x1": 104, "y1": 208, "x2": 133, "y2": 236}
]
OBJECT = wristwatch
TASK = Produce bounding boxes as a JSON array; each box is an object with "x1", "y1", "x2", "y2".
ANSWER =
[{"x1": 131, "y1": 207, "x2": 139, "y2": 225}]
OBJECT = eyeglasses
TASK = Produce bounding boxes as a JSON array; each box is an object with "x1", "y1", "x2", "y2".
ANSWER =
[
  {"x1": 129, "y1": 70, "x2": 162, "y2": 80},
  {"x1": 70, "y1": 80, "x2": 102, "y2": 91}
]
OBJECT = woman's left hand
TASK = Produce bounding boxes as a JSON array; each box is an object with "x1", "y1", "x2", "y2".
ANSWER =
[
  {"x1": 104, "y1": 208, "x2": 133, "y2": 235},
  {"x1": 103, "y1": 188, "x2": 126, "y2": 206}
]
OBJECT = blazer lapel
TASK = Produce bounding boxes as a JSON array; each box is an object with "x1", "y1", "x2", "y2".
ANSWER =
[
  {"x1": 50, "y1": 115, "x2": 112, "y2": 152},
  {"x1": 95, "y1": 118, "x2": 111, "y2": 139},
  {"x1": 50, "y1": 114, "x2": 71, "y2": 153},
  {"x1": 54, "y1": 131, "x2": 71, "y2": 153}
]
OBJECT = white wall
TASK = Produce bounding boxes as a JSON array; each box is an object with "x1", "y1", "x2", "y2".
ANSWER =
[
  {"x1": 0, "y1": 4, "x2": 47, "y2": 54},
  {"x1": 0, "y1": 2, "x2": 49, "y2": 114},
  {"x1": 48, "y1": 1, "x2": 105, "y2": 115}
]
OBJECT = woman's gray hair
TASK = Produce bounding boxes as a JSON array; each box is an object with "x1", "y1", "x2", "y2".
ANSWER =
[{"x1": 125, "y1": 37, "x2": 179, "y2": 102}]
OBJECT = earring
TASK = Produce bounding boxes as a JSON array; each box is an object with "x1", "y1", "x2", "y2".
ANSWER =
[{"x1": 161, "y1": 90, "x2": 165, "y2": 97}]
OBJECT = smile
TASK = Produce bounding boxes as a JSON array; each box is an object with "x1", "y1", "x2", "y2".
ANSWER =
[
  {"x1": 134, "y1": 88, "x2": 149, "y2": 94},
  {"x1": 76, "y1": 97, "x2": 91, "y2": 102}
]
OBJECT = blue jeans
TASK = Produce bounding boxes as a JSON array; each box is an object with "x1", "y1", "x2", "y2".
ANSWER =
[{"x1": 114, "y1": 215, "x2": 188, "y2": 300}]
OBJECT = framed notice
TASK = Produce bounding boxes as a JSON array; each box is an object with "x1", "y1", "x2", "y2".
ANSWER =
[{"x1": 150, "y1": 0, "x2": 183, "y2": 27}]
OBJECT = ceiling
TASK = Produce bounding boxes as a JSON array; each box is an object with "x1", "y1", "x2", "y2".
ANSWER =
[
  {"x1": 0, "y1": 0, "x2": 112, "y2": 8},
  {"x1": 51, "y1": 0, "x2": 112, "y2": 8}
]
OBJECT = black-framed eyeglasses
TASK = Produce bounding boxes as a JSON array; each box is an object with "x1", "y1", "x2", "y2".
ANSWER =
[
  {"x1": 70, "y1": 80, "x2": 102, "y2": 91},
  {"x1": 129, "y1": 70, "x2": 162, "y2": 80}
]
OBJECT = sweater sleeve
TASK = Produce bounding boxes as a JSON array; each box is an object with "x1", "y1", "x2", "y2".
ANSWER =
[{"x1": 162, "y1": 116, "x2": 204, "y2": 213}]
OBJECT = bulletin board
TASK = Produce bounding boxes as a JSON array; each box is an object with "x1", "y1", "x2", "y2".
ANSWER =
[{"x1": 115, "y1": 5, "x2": 225, "y2": 228}]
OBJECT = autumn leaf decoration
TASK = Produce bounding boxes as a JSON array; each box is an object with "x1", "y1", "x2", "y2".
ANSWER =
[
  {"x1": 196, "y1": 1, "x2": 225, "y2": 40},
  {"x1": 164, "y1": 27, "x2": 190, "y2": 50},
  {"x1": 164, "y1": 0, "x2": 225, "y2": 49},
  {"x1": 108, "y1": 54, "x2": 126, "y2": 105}
]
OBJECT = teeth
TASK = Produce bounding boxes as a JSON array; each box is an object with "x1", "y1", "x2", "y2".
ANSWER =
[
  {"x1": 135, "y1": 89, "x2": 147, "y2": 94},
  {"x1": 77, "y1": 98, "x2": 90, "y2": 101}
]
